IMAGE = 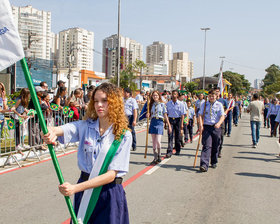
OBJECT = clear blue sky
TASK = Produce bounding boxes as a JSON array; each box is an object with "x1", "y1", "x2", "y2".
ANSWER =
[{"x1": 10, "y1": 0, "x2": 280, "y2": 85}]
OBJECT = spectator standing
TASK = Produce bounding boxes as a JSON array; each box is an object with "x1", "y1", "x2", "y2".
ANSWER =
[
  {"x1": 40, "y1": 81, "x2": 48, "y2": 91},
  {"x1": 123, "y1": 88, "x2": 138, "y2": 151},
  {"x1": 247, "y1": 93, "x2": 264, "y2": 148},
  {"x1": 0, "y1": 82, "x2": 9, "y2": 137},
  {"x1": 12, "y1": 88, "x2": 31, "y2": 155},
  {"x1": 53, "y1": 80, "x2": 66, "y2": 96},
  {"x1": 233, "y1": 95, "x2": 242, "y2": 126}
]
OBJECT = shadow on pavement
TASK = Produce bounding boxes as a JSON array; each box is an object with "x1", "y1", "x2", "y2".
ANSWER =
[
  {"x1": 223, "y1": 144, "x2": 252, "y2": 149},
  {"x1": 233, "y1": 156, "x2": 280, "y2": 163},
  {"x1": 238, "y1": 151, "x2": 277, "y2": 156},
  {"x1": 235, "y1": 172, "x2": 280, "y2": 180}
]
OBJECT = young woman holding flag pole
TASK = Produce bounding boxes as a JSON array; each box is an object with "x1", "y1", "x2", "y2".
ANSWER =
[{"x1": 42, "y1": 83, "x2": 131, "y2": 224}]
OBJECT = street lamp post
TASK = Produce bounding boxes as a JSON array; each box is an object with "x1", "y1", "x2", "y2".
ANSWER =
[
  {"x1": 201, "y1": 27, "x2": 210, "y2": 90},
  {"x1": 117, "y1": 0, "x2": 121, "y2": 87}
]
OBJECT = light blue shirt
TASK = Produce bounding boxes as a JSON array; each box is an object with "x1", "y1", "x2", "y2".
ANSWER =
[
  {"x1": 188, "y1": 107, "x2": 195, "y2": 120},
  {"x1": 181, "y1": 100, "x2": 188, "y2": 113},
  {"x1": 195, "y1": 99, "x2": 205, "y2": 115},
  {"x1": 166, "y1": 100, "x2": 186, "y2": 118},
  {"x1": 275, "y1": 109, "x2": 280, "y2": 123},
  {"x1": 266, "y1": 104, "x2": 280, "y2": 119},
  {"x1": 124, "y1": 97, "x2": 138, "y2": 116},
  {"x1": 199, "y1": 101, "x2": 224, "y2": 125},
  {"x1": 151, "y1": 102, "x2": 167, "y2": 119},
  {"x1": 58, "y1": 119, "x2": 132, "y2": 177}
]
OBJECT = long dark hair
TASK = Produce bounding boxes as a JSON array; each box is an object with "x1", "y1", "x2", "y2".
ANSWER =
[
  {"x1": 54, "y1": 86, "x2": 67, "y2": 103},
  {"x1": 149, "y1": 90, "x2": 162, "y2": 113},
  {"x1": 20, "y1": 88, "x2": 30, "y2": 108}
]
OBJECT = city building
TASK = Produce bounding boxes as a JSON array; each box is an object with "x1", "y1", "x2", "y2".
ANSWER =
[
  {"x1": 12, "y1": 5, "x2": 51, "y2": 60},
  {"x1": 146, "y1": 41, "x2": 172, "y2": 65},
  {"x1": 58, "y1": 27, "x2": 94, "y2": 71},
  {"x1": 50, "y1": 32, "x2": 59, "y2": 67},
  {"x1": 102, "y1": 34, "x2": 143, "y2": 78},
  {"x1": 254, "y1": 79, "x2": 262, "y2": 89},
  {"x1": 145, "y1": 63, "x2": 168, "y2": 75},
  {"x1": 169, "y1": 52, "x2": 194, "y2": 83}
]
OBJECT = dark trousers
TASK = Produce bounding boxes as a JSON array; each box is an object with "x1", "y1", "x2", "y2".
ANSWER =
[
  {"x1": 233, "y1": 109, "x2": 239, "y2": 125},
  {"x1": 218, "y1": 122, "x2": 225, "y2": 155},
  {"x1": 15, "y1": 120, "x2": 21, "y2": 146},
  {"x1": 184, "y1": 119, "x2": 193, "y2": 142},
  {"x1": 224, "y1": 111, "x2": 232, "y2": 135},
  {"x1": 264, "y1": 109, "x2": 270, "y2": 127},
  {"x1": 200, "y1": 125, "x2": 221, "y2": 169},
  {"x1": 167, "y1": 117, "x2": 181, "y2": 154},
  {"x1": 127, "y1": 115, "x2": 136, "y2": 149},
  {"x1": 270, "y1": 114, "x2": 277, "y2": 135}
]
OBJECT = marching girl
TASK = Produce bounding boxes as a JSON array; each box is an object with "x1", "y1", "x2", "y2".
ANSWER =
[
  {"x1": 147, "y1": 90, "x2": 171, "y2": 164},
  {"x1": 42, "y1": 83, "x2": 131, "y2": 224}
]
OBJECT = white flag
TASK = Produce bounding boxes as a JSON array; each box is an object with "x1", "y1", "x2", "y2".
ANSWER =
[
  {"x1": 0, "y1": 0, "x2": 24, "y2": 71},
  {"x1": 217, "y1": 60, "x2": 224, "y2": 97}
]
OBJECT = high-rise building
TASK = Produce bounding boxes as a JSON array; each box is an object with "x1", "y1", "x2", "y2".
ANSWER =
[
  {"x1": 169, "y1": 52, "x2": 193, "y2": 82},
  {"x1": 146, "y1": 41, "x2": 172, "y2": 64},
  {"x1": 254, "y1": 79, "x2": 262, "y2": 89},
  {"x1": 50, "y1": 32, "x2": 59, "y2": 67},
  {"x1": 58, "y1": 27, "x2": 94, "y2": 71},
  {"x1": 102, "y1": 34, "x2": 143, "y2": 78},
  {"x1": 12, "y1": 5, "x2": 51, "y2": 60}
]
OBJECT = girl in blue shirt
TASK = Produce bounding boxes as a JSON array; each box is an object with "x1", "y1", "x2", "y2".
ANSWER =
[
  {"x1": 147, "y1": 90, "x2": 171, "y2": 164},
  {"x1": 42, "y1": 83, "x2": 131, "y2": 224}
]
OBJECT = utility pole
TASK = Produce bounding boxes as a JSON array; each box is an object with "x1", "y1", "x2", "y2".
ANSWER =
[
  {"x1": 117, "y1": 0, "x2": 121, "y2": 87},
  {"x1": 25, "y1": 30, "x2": 38, "y2": 71}
]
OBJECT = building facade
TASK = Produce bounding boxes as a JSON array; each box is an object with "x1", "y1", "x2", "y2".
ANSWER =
[
  {"x1": 58, "y1": 27, "x2": 94, "y2": 71},
  {"x1": 169, "y1": 52, "x2": 193, "y2": 83},
  {"x1": 254, "y1": 79, "x2": 262, "y2": 89},
  {"x1": 12, "y1": 5, "x2": 51, "y2": 60},
  {"x1": 146, "y1": 41, "x2": 172, "y2": 65},
  {"x1": 102, "y1": 34, "x2": 143, "y2": 78}
]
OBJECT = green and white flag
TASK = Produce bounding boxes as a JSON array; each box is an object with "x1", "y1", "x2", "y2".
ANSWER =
[
  {"x1": 77, "y1": 132, "x2": 125, "y2": 224},
  {"x1": 0, "y1": 0, "x2": 25, "y2": 71}
]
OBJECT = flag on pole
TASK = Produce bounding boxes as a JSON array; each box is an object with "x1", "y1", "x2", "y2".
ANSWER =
[
  {"x1": 139, "y1": 102, "x2": 147, "y2": 121},
  {"x1": 0, "y1": 0, "x2": 24, "y2": 71},
  {"x1": 50, "y1": 103, "x2": 59, "y2": 111},
  {"x1": 68, "y1": 110, "x2": 74, "y2": 118},
  {"x1": 63, "y1": 106, "x2": 69, "y2": 115},
  {"x1": 217, "y1": 60, "x2": 224, "y2": 97},
  {"x1": 7, "y1": 100, "x2": 16, "y2": 106}
]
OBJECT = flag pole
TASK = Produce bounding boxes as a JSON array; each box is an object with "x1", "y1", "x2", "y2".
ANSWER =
[
  {"x1": 144, "y1": 97, "x2": 150, "y2": 158},
  {"x1": 20, "y1": 58, "x2": 78, "y2": 224}
]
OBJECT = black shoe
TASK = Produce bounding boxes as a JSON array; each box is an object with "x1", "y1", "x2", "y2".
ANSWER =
[
  {"x1": 211, "y1": 164, "x2": 217, "y2": 169},
  {"x1": 132, "y1": 147, "x2": 136, "y2": 151},
  {"x1": 190, "y1": 140, "x2": 193, "y2": 143},
  {"x1": 150, "y1": 159, "x2": 157, "y2": 165},
  {"x1": 157, "y1": 157, "x2": 161, "y2": 163},
  {"x1": 227, "y1": 134, "x2": 230, "y2": 137},
  {"x1": 181, "y1": 143, "x2": 185, "y2": 147},
  {"x1": 200, "y1": 166, "x2": 207, "y2": 172},
  {"x1": 166, "y1": 153, "x2": 171, "y2": 158},
  {"x1": 218, "y1": 153, "x2": 222, "y2": 158},
  {"x1": 175, "y1": 151, "x2": 180, "y2": 155}
]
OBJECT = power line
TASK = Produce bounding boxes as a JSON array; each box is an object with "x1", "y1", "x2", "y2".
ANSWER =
[{"x1": 224, "y1": 59, "x2": 265, "y2": 72}]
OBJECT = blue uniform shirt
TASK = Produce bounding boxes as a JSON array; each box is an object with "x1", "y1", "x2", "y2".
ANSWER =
[
  {"x1": 124, "y1": 97, "x2": 138, "y2": 116},
  {"x1": 275, "y1": 109, "x2": 280, "y2": 123},
  {"x1": 188, "y1": 107, "x2": 195, "y2": 120},
  {"x1": 0, "y1": 98, "x2": 5, "y2": 120},
  {"x1": 195, "y1": 99, "x2": 205, "y2": 116},
  {"x1": 58, "y1": 119, "x2": 132, "y2": 177},
  {"x1": 151, "y1": 102, "x2": 167, "y2": 119},
  {"x1": 166, "y1": 100, "x2": 186, "y2": 118},
  {"x1": 199, "y1": 101, "x2": 224, "y2": 125},
  {"x1": 266, "y1": 104, "x2": 280, "y2": 119}
]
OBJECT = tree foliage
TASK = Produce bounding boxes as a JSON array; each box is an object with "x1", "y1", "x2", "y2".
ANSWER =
[
  {"x1": 182, "y1": 81, "x2": 198, "y2": 93},
  {"x1": 262, "y1": 64, "x2": 280, "y2": 96},
  {"x1": 214, "y1": 71, "x2": 250, "y2": 95}
]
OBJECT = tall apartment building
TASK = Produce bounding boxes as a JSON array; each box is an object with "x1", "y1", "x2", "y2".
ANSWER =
[
  {"x1": 59, "y1": 27, "x2": 94, "y2": 71},
  {"x1": 50, "y1": 32, "x2": 59, "y2": 67},
  {"x1": 169, "y1": 52, "x2": 193, "y2": 82},
  {"x1": 12, "y1": 5, "x2": 51, "y2": 60},
  {"x1": 146, "y1": 41, "x2": 172, "y2": 64},
  {"x1": 102, "y1": 34, "x2": 143, "y2": 78},
  {"x1": 254, "y1": 79, "x2": 262, "y2": 89}
]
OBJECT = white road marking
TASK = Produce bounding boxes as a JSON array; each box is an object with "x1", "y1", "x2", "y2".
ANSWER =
[{"x1": 145, "y1": 158, "x2": 171, "y2": 175}]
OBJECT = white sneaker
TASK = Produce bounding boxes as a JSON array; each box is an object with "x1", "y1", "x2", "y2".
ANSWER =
[
  {"x1": 23, "y1": 144, "x2": 30, "y2": 149},
  {"x1": 252, "y1": 144, "x2": 257, "y2": 148},
  {"x1": 15, "y1": 145, "x2": 24, "y2": 151}
]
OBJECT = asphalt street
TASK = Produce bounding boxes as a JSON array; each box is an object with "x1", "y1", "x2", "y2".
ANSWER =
[{"x1": 0, "y1": 114, "x2": 280, "y2": 224}]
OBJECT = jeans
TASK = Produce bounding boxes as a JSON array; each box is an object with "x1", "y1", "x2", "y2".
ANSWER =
[
  {"x1": 250, "y1": 121, "x2": 261, "y2": 145},
  {"x1": 233, "y1": 109, "x2": 239, "y2": 125},
  {"x1": 127, "y1": 115, "x2": 136, "y2": 149},
  {"x1": 224, "y1": 111, "x2": 232, "y2": 135}
]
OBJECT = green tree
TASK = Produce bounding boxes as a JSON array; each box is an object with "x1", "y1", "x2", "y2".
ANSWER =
[
  {"x1": 182, "y1": 81, "x2": 198, "y2": 93},
  {"x1": 213, "y1": 71, "x2": 250, "y2": 95},
  {"x1": 110, "y1": 64, "x2": 137, "y2": 91},
  {"x1": 262, "y1": 64, "x2": 280, "y2": 96},
  {"x1": 133, "y1": 59, "x2": 147, "y2": 91}
]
